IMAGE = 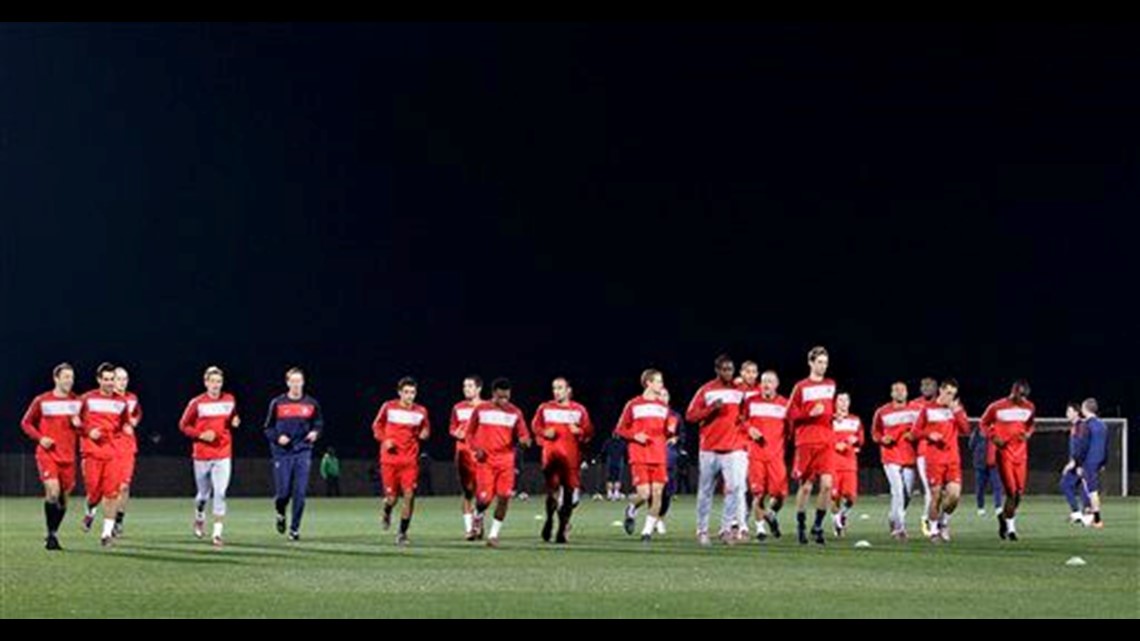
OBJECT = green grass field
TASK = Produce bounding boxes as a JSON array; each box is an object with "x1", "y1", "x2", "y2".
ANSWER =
[{"x1": 1, "y1": 495, "x2": 1137, "y2": 618}]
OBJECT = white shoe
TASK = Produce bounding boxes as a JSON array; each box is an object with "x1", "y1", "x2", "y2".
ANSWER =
[
  {"x1": 697, "y1": 531, "x2": 711, "y2": 546},
  {"x1": 1069, "y1": 512, "x2": 1084, "y2": 525},
  {"x1": 655, "y1": 519, "x2": 667, "y2": 535},
  {"x1": 1080, "y1": 513, "x2": 1094, "y2": 527},
  {"x1": 977, "y1": 509, "x2": 986, "y2": 517}
]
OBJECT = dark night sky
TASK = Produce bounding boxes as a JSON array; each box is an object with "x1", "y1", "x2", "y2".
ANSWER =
[{"x1": 2, "y1": 23, "x2": 1135, "y2": 461}]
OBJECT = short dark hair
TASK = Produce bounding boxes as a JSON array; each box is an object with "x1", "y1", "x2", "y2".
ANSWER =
[
  {"x1": 52, "y1": 362, "x2": 74, "y2": 379},
  {"x1": 491, "y1": 377, "x2": 512, "y2": 392},
  {"x1": 940, "y1": 378, "x2": 959, "y2": 391},
  {"x1": 286, "y1": 367, "x2": 304, "y2": 378},
  {"x1": 96, "y1": 362, "x2": 116, "y2": 378},
  {"x1": 1012, "y1": 379, "x2": 1031, "y2": 396},
  {"x1": 808, "y1": 346, "x2": 828, "y2": 362},
  {"x1": 1066, "y1": 401, "x2": 1082, "y2": 414},
  {"x1": 1082, "y1": 397, "x2": 1099, "y2": 415},
  {"x1": 397, "y1": 376, "x2": 417, "y2": 390},
  {"x1": 714, "y1": 354, "x2": 733, "y2": 369},
  {"x1": 464, "y1": 375, "x2": 483, "y2": 389},
  {"x1": 836, "y1": 391, "x2": 851, "y2": 401}
]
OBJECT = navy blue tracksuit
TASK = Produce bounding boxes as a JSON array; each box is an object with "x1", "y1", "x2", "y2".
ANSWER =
[{"x1": 263, "y1": 394, "x2": 324, "y2": 533}]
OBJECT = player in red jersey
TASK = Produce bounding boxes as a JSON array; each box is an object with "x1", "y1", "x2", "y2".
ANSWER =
[
  {"x1": 20, "y1": 363, "x2": 81, "y2": 550},
  {"x1": 179, "y1": 366, "x2": 240, "y2": 547},
  {"x1": 871, "y1": 381, "x2": 920, "y2": 539},
  {"x1": 980, "y1": 380, "x2": 1036, "y2": 541},
  {"x1": 913, "y1": 376, "x2": 939, "y2": 537},
  {"x1": 687, "y1": 354, "x2": 747, "y2": 545},
  {"x1": 75, "y1": 362, "x2": 132, "y2": 547},
  {"x1": 830, "y1": 392, "x2": 864, "y2": 538},
  {"x1": 788, "y1": 346, "x2": 837, "y2": 546},
  {"x1": 111, "y1": 366, "x2": 142, "y2": 538},
  {"x1": 450, "y1": 375, "x2": 485, "y2": 540},
  {"x1": 532, "y1": 377, "x2": 594, "y2": 543},
  {"x1": 616, "y1": 368, "x2": 675, "y2": 543},
  {"x1": 912, "y1": 379, "x2": 970, "y2": 543},
  {"x1": 372, "y1": 376, "x2": 431, "y2": 546},
  {"x1": 466, "y1": 378, "x2": 532, "y2": 547},
  {"x1": 740, "y1": 370, "x2": 789, "y2": 541}
]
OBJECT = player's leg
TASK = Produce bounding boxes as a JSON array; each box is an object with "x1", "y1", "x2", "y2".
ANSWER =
[
  {"x1": 81, "y1": 457, "x2": 102, "y2": 533},
  {"x1": 541, "y1": 456, "x2": 560, "y2": 542},
  {"x1": 381, "y1": 461, "x2": 399, "y2": 531},
  {"x1": 939, "y1": 481, "x2": 961, "y2": 541},
  {"x1": 289, "y1": 452, "x2": 312, "y2": 538},
  {"x1": 193, "y1": 460, "x2": 213, "y2": 538},
  {"x1": 114, "y1": 455, "x2": 134, "y2": 537},
  {"x1": 42, "y1": 477, "x2": 63, "y2": 549},
  {"x1": 556, "y1": 457, "x2": 581, "y2": 542},
  {"x1": 975, "y1": 466, "x2": 988, "y2": 514},
  {"x1": 718, "y1": 453, "x2": 737, "y2": 538},
  {"x1": 695, "y1": 451, "x2": 721, "y2": 544},
  {"x1": 273, "y1": 454, "x2": 292, "y2": 534},
  {"x1": 766, "y1": 460, "x2": 787, "y2": 538},
  {"x1": 997, "y1": 454, "x2": 1020, "y2": 538},
  {"x1": 749, "y1": 461, "x2": 767, "y2": 540},
  {"x1": 210, "y1": 458, "x2": 231, "y2": 545},
  {"x1": 730, "y1": 451, "x2": 749, "y2": 538},
  {"x1": 1060, "y1": 468, "x2": 1082, "y2": 521},
  {"x1": 640, "y1": 479, "x2": 665, "y2": 541},
  {"x1": 396, "y1": 461, "x2": 418, "y2": 544},
  {"x1": 927, "y1": 482, "x2": 944, "y2": 541},
  {"x1": 486, "y1": 463, "x2": 514, "y2": 547},
  {"x1": 812, "y1": 471, "x2": 832, "y2": 545},
  {"x1": 916, "y1": 456, "x2": 932, "y2": 537},
  {"x1": 884, "y1": 463, "x2": 905, "y2": 536},
  {"x1": 1084, "y1": 461, "x2": 1105, "y2": 527},
  {"x1": 625, "y1": 464, "x2": 651, "y2": 536},
  {"x1": 990, "y1": 466, "x2": 1003, "y2": 512},
  {"x1": 457, "y1": 451, "x2": 477, "y2": 538},
  {"x1": 98, "y1": 461, "x2": 121, "y2": 546},
  {"x1": 794, "y1": 471, "x2": 815, "y2": 545}
]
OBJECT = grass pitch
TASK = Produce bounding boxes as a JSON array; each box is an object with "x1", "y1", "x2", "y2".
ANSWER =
[{"x1": 1, "y1": 495, "x2": 1137, "y2": 618}]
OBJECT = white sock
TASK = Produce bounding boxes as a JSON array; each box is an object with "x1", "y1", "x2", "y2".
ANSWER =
[
  {"x1": 642, "y1": 516, "x2": 657, "y2": 536},
  {"x1": 463, "y1": 513, "x2": 474, "y2": 533},
  {"x1": 87, "y1": 504, "x2": 98, "y2": 517},
  {"x1": 627, "y1": 503, "x2": 639, "y2": 518},
  {"x1": 1007, "y1": 517, "x2": 1016, "y2": 533},
  {"x1": 213, "y1": 522, "x2": 224, "y2": 538},
  {"x1": 1070, "y1": 511, "x2": 1081, "y2": 520},
  {"x1": 490, "y1": 518, "x2": 503, "y2": 540},
  {"x1": 102, "y1": 518, "x2": 115, "y2": 538},
  {"x1": 757, "y1": 519, "x2": 769, "y2": 535},
  {"x1": 195, "y1": 510, "x2": 205, "y2": 521},
  {"x1": 941, "y1": 513, "x2": 952, "y2": 527}
]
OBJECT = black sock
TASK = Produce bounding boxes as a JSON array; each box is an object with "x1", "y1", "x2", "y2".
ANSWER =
[
  {"x1": 545, "y1": 495, "x2": 557, "y2": 520},
  {"x1": 796, "y1": 511, "x2": 806, "y2": 527},
  {"x1": 44, "y1": 501, "x2": 54, "y2": 535},
  {"x1": 196, "y1": 500, "x2": 207, "y2": 515},
  {"x1": 399, "y1": 517, "x2": 411, "y2": 534},
  {"x1": 384, "y1": 503, "x2": 394, "y2": 517},
  {"x1": 115, "y1": 512, "x2": 125, "y2": 526},
  {"x1": 1094, "y1": 511, "x2": 1102, "y2": 524},
  {"x1": 660, "y1": 491, "x2": 673, "y2": 518},
  {"x1": 813, "y1": 509, "x2": 826, "y2": 529},
  {"x1": 275, "y1": 499, "x2": 288, "y2": 516}
]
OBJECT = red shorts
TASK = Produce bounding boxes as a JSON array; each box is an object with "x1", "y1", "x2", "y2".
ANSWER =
[
  {"x1": 542, "y1": 451, "x2": 581, "y2": 491},
  {"x1": 115, "y1": 454, "x2": 136, "y2": 487},
  {"x1": 381, "y1": 459, "x2": 419, "y2": 497},
  {"x1": 831, "y1": 468, "x2": 858, "y2": 501},
  {"x1": 455, "y1": 449, "x2": 477, "y2": 489},
  {"x1": 630, "y1": 463, "x2": 667, "y2": 487},
  {"x1": 998, "y1": 454, "x2": 1028, "y2": 496},
  {"x1": 476, "y1": 458, "x2": 516, "y2": 503},
  {"x1": 82, "y1": 457, "x2": 120, "y2": 504},
  {"x1": 793, "y1": 443, "x2": 835, "y2": 482},
  {"x1": 925, "y1": 460, "x2": 962, "y2": 487},
  {"x1": 748, "y1": 457, "x2": 788, "y2": 498},
  {"x1": 36, "y1": 453, "x2": 77, "y2": 494}
]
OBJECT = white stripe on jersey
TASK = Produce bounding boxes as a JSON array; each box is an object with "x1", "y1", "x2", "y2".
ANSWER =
[
  {"x1": 833, "y1": 418, "x2": 860, "y2": 433},
  {"x1": 748, "y1": 402, "x2": 787, "y2": 419},
  {"x1": 478, "y1": 410, "x2": 518, "y2": 427},
  {"x1": 881, "y1": 410, "x2": 918, "y2": 427},
  {"x1": 197, "y1": 401, "x2": 235, "y2": 417},
  {"x1": 704, "y1": 389, "x2": 744, "y2": 405},
  {"x1": 455, "y1": 408, "x2": 474, "y2": 422},
  {"x1": 995, "y1": 408, "x2": 1032, "y2": 423},
  {"x1": 542, "y1": 408, "x2": 582, "y2": 424},
  {"x1": 926, "y1": 408, "x2": 954, "y2": 422},
  {"x1": 386, "y1": 408, "x2": 426, "y2": 426},
  {"x1": 40, "y1": 400, "x2": 82, "y2": 416},
  {"x1": 86, "y1": 398, "x2": 126, "y2": 414},
  {"x1": 631, "y1": 403, "x2": 669, "y2": 420},
  {"x1": 801, "y1": 385, "x2": 836, "y2": 402}
]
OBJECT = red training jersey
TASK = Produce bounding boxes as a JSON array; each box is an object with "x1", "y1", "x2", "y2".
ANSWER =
[
  {"x1": 21, "y1": 391, "x2": 81, "y2": 464},
  {"x1": 913, "y1": 403, "x2": 969, "y2": 465},
  {"x1": 740, "y1": 394, "x2": 789, "y2": 462},
  {"x1": 467, "y1": 402, "x2": 530, "y2": 460},
  {"x1": 77, "y1": 390, "x2": 131, "y2": 460},
  {"x1": 832, "y1": 413, "x2": 864, "y2": 472},
  {"x1": 787, "y1": 377, "x2": 837, "y2": 446},
  {"x1": 686, "y1": 380, "x2": 746, "y2": 452},
  {"x1": 115, "y1": 391, "x2": 142, "y2": 456},
  {"x1": 532, "y1": 400, "x2": 593, "y2": 458},
  {"x1": 871, "y1": 402, "x2": 920, "y2": 466},
  {"x1": 980, "y1": 398, "x2": 1036, "y2": 463},
  {"x1": 616, "y1": 396, "x2": 674, "y2": 466},
  {"x1": 449, "y1": 399, "x2": 484, "y2": 454},
  {"x1": 179, "y1": 393, "x2": 238, "y2": 460},
  {"x1": 372, "y1": 400, "x2": 431, "y2": 464}
]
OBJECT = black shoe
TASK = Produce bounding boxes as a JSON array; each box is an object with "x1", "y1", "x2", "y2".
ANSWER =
[
  {"x1": 640, "y1": 534, "x2": 652, "y2": 544},
  {"x1": 288, "y1": 530, "x2": 300, "y2": 541},
  {"x1": 541, "y1": 517, "x2": 554, "y2": 543},
  {"x1": 756, "y1": 531, "x2": 768, "y2": 542},
  {"x1": 768, "y1": 517, "x2": 782, "y2": 539},
  {"x1": 382, "y1": 511, "x2": 392, "y2": 531},
  {"x1": 276, "y1": 514, "x2": 287, "y2": 535},
  {"x1": 45, "y1": 535, "x2": 62, "y2": 551},
  {"x1": 797, "y1": 523, "x2": 808, "y2": 545},
  {"x1": 997, "y1": 514, "x2": 1008, "y2": 540},
  {"x1": 1007, "y1": 531, "x2": 1019, "y2": 542},
  {"x1": 623, "y1": 506, "x2": 635, "y2": 536},
  {"x1": 811, "y1": 527, "x2": 826, "y2": 546},
  {"x1": 555, "y1": 530, "x2": 568, "y2": 544}
]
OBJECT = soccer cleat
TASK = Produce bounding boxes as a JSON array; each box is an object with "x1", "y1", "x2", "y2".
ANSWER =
[
  {"x1": 939, "y1": 526, "x2": 951, "y2": 542},
  {"x1": 655, "y1": 519, "x2": 667, "y2": 536},
  {"x1": 100, "y1": 536, "x2": 113, "y2": 548},
  {"x1": 472, "y1": 516, "x2": 485, "y2": 540},
  {"x1": 193, "y1": 517, "x2": 206, "y2": 539},
  {"x1": 997, "y1": 514, "x2": 1008, "y2": 540},
  {"x1": 381, "y1": 510, "x2": 392, "y2": 531},
  {"x1": 756, "y1": 530, "x2": 768, "y2": 542},
  {"x1": 811, "y1": 526, "x2": 825, "y2": 546},
  {"x1": 920, "y1": 518, "x2": 931, "y2": 538},
  {"x1": 541, "y1": 517, "x2": 554, "y2": 543},
  {"x1": 697, "y1": 531, "x2": 711, "y2": 547},
  {"x1": 890, "y1": 528, "x2": 908, "y2": 542},
  {"x1": 767, "y1": 516, "x2": 782, "y2": 539},
  {"x1": 929, "y1": 532, "x2": 941, "y2": 544},
  {"x1": 275, "y1": 514, "x2": 287, "y2": 535},
  {"x1": 82, "y1": 513, "x2": 95, "y2": 534},
  {"x1": 288, "y1": 530, "x2": 300, "y2": 541},
  {"x1": 1081, "y1": 513, "x2": 1095, "y2": 528},
  {"x1": 45, "y1": 535, "x2": 62, "y2": 551},
  {"x1": 212, "y1": 535, "x2": 224, "y2": 549},
  {"x1": 640, "y1": 534, "x2": 652, "y2": 544},
  {"x1": 464, "y1": 529, "x2": 478, "y2": 541},
  {"x1": 112, "y1": 522, "x2": 123, "y2": 539},
  {"x1": 396, "y1": 532, "x2": 410, "y2": 547},
  {"x1": 977, "y1": 509, "x2": 986, "y2": 517},
  {"x1": 1069, "y1": 512, "x2": 1085, "y2": 525},
  {"x1": 623, "y1": 505, "x2": 636, "y2": 536},
  {"x1": 555, "y1": 530, "x2": 568, "y2": 544},
  {"x1": 1091, "y1": 520, "x2": 1104, "y2": 530},
  {"x1": 486, "y1": 537, "x2": 500, "y2": 548},
  {"x1": 797, "y1": 522, "x2": 808, "y2": 545},
  {"x1": 1007, "y1": 530, "x2": 1019, "y2": 542}
]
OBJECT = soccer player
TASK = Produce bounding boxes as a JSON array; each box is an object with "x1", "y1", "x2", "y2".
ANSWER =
[
  {"x1": 616, "y1": 369, "x2": 675, "y2": 543},
  {"x1": 830, "y1": 392, "x2": 864, "y2": 538},
  {"x1": 450, "y1": 375, "x2": 485, "y2": 539},
  {"x1": 788, "y1": 346, "x2": 837, "y2": 545},
  {"x1": 532, "y1": 377, "x2": 594, "y2": 543},
  {"x1": 111, "y1": 366, "x2": 142, "y2": 538},
  {"x1": 1060, "y1": 402, "x2": 1092, "y2": 524},
  {"x1": 656, "y1": 388, "x2": 685, "y2": 535},
  {"x1": 740, "y1": 370, "x2": 789, "y2": 541},
  {"x1": 76, "y1": 362, "x2": 132, "y2": 547},
  {"x1": 178, "y1": 366, "x2": 239, "y2": 547},
  {"x1": 686, "y1": 354, "x2": 747, "y2": 545},
  {"x1": 871, "y1": 381, "x2": 920, "y2": 539},
  {"x1": 913, "y1": 376, "x2": 939, "y2": 537},
  {"x1": 20, "y1": 363, "x2": 81, "y2": 550},
  {"x1": 372, "y1": 376, "x2": 431, "y2": 546},
  {"x1": 1074, "y1": 398, "x2": 1109, "y2": 528},
  {"x1": 264, "y1": 367, "x2": 324, "y2": 541},
  {"x1": 980, "y1": 380, "x2": 1035, "y2": 541},
  {"x1": 913, "y1": 379, "x2": 969, "y2": 542},
  {"x1": 466, "y1": 378, "x2": 531, "y2": 547}
]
